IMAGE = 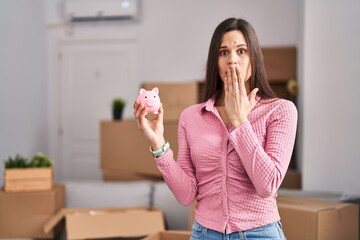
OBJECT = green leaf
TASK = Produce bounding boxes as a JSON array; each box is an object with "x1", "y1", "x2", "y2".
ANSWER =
[
  {"x1": 3, "y1": 152, "x2": 52, "y2": 169},
  {"x1": 30, "y1": 152, "x2": 52, "y2": 168},
  {"x1": 3, "y1": 155, "x2": 29, "y2": 169}
]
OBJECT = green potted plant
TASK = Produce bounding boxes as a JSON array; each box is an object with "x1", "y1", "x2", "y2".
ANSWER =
[
  {"x1": 4, "y1": 154, "x2": 29, "y2": 169},
  {"x1": 112, "y1": 98, "x2": 125, "y2": 120},
  {"x1": 3, "y1": 152, "x2": 53, "y2": 192}
]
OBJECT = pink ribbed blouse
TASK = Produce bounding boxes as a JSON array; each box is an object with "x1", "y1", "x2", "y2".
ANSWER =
[{"x1": 155, "y1": 96, "x2": 298, "y2": 234}]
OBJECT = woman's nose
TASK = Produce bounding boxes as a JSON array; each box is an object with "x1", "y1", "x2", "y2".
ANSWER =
[{"x1": 228, "y1": 55, "x2": 238, "y2": 65}]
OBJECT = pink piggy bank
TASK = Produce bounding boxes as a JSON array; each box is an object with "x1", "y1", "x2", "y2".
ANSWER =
[{"x1": 136, "y1": 87, "x2": 161, "y2": 114}]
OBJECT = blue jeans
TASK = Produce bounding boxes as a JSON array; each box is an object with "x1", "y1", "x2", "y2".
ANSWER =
[{"x1": 190, "y1": 220, "x2": 286, "y2": 240}]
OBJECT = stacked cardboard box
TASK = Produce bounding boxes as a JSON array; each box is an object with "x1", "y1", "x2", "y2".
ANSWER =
[
  {"x1": 44, "y1": 207, "x2": 165, "y2": 240},
  {"x1": 277, "y1": 195, "x2": 359, "y2": 240},
  {"x1": 0, "y1": 184, "x2": 65, "y2": 238},
  {"x1": 262, "y1": 47, "x2": 296, "y2": 82},
  {"x1": 101, "y1": 81, "x2": 199, "y2": 181},
  {"x1": 100, "y1": 119, "x2": 179, "y2": 180}
]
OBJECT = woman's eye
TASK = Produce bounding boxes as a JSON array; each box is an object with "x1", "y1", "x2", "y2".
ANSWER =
[
  {"x1": 238, "y1": 49, "x2": 246, "y2": 54},
  {"x1": 219, "y1": 50, "x2": 228, "y2": 56}
]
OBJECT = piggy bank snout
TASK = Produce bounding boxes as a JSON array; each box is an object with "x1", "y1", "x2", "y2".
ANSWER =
[{"x1": 146, "y1": 100, "x2": 155, "y2": 107}]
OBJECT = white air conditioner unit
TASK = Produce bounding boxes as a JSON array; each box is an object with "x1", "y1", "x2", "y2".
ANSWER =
[{"x1": 65, "y1": 0, "x2": 139, "y2": 21}]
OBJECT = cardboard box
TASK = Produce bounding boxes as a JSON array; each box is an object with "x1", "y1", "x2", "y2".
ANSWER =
[
  {"x1": 0, "y1": 184, "x2": 65, "y2": 238},
  {"x1": 100, "y1": 120, "x2": 178, "y2": 180},
  {"x1": 143, "y1": 230, "x2": 192, "y2": 240},
  {"x1": 4, "y1": 167, "x2": 53, "y2": 192},
  {"x1": 280, "y1": 168, "x2": 302, "y2": 189},
  {"x1": 262, "y1": 47, "x2": 296, "y2": 82},
  {"x1": 141, "y1": 82, "x2": 198, "y2": 120},
  {"x1": 44, "y1": 207, "x2": 165, "y2": 240},
  {"x1": 277, "y1": 195, "x2": 359, "y2": 240}
]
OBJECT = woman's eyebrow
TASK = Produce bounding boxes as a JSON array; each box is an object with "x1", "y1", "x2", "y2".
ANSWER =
[{"x1": 220, "y1": 44, "x2": 247, "y2": 49}]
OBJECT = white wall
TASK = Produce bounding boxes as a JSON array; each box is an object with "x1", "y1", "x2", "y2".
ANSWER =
[
  {"x1": 302, "y1": 0, "x2": 360, "y2": 192},
  {"x1": 0, "y1": 0, "x2": 47, "y2": 186},
  {"x1": 46, "y1": 0, "x2": 301, "y2": 87}
]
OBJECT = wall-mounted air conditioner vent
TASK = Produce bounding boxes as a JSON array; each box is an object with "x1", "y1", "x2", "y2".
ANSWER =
[{"x1": 65, "y1": 0, "x2": 138, "y2": 22}]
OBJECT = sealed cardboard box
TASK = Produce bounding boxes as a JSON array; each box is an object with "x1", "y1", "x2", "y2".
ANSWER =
[
  {"x1": 141, "y1": 82, "x2": 198, "y2": 120},
  {"x1": 277, "y1": 195, "x2": 359, "y2": 240},
  {"x1": 262, "y1": 47, "x2": 296, "y2": 82},
  {"x1": 4, "y1": 167, "x2": 53, "y2": 192},
  {"x1": 100, "y1": 120, "x2": 178, "y2": 180},
  {"x1": 0, "y1": 184, "x2": 65, "y2": 238},
  {"x1": 143, "y1": 230, "x2": 192, "y2": 240},
  {"x1": 44, "y1": 207, "x2": 165, "y2": 240}
]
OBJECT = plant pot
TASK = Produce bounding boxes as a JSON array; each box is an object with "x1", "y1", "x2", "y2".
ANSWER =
[
  {"x1": 4, "y1": 167, "x2": 54, "y2": 192},
  {"x1": 112, "y1": 109, "x2": 123, "y2": 120}
]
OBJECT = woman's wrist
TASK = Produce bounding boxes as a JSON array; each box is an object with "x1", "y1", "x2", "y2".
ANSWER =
[
  {"x1": 232, "y1": 117, "x2": 248, "y2": 128},
  {"x1": 150, "y1": 137, "x2": 166, "y2": 150},
  {"x1": 239, "y1": 116, "x2": 248, "y2": 124},
  {"x1": 150, "y1": 141, "x2": 170, "y2": 158}
]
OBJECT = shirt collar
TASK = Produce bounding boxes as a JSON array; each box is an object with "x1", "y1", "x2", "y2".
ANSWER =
[{"x1": 200, "y1": 94, "x2": 217, "y2": 113}]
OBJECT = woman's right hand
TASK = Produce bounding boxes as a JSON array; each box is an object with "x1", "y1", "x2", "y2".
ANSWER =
[{"x1": 133, "y1": 101, "x2": 166, "y2": 150}]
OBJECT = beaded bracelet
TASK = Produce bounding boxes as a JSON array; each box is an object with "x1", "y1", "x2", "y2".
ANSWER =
[{"x1": 150, "y1": 141, "x2": 170, "y2": 158}]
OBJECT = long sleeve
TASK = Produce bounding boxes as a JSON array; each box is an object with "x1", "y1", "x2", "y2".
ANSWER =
[
  {"x1": 155, "y1": 112, "x2": 197, "y2": 206},
  {"x1": 229, "y1": 100, "x2": 298, "y2": 198}
]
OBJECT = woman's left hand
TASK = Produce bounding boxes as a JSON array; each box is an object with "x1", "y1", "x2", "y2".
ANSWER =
[{"x1": 224, "y1": 65, "x2": 258, "y2": 128}]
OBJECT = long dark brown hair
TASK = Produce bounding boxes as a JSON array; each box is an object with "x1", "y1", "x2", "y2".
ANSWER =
[{"x1": 203, "y1": 18, "x2": 276, "y2": 102}]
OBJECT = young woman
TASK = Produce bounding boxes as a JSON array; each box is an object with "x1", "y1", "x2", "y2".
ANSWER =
[{"x1": 134, "y1": 18, "x2": 297, "y2": 240}]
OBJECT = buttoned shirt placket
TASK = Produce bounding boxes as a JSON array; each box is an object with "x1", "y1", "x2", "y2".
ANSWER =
[{"x1": 209, "y1": 107, "x2": 231, "y2": 234}]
